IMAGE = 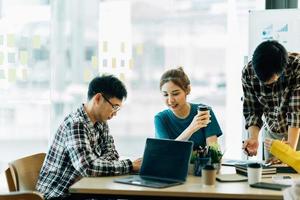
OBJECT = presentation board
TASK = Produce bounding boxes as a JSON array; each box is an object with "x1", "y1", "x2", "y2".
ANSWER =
[{"x1": 249, "y1": 9, "x2": 300, "y2": 58}]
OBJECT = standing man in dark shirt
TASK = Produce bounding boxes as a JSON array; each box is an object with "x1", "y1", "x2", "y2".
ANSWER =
[
  {"x1": 36, "y1": 75, "x2": 142, "y2": 200},
  {"x1": 242, "y1": 40, "x2": 300, "y2": 161}
]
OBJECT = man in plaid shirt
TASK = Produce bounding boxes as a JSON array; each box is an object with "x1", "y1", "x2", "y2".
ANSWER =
[
  {"x1": 242, "y1": 40, "x2": 300, "y2": 161},
  {"x1": 36, "y1": 75, "x2": 142, "y2": 200}
]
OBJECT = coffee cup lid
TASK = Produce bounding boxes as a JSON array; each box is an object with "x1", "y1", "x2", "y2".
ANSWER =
[
  {"x1": 203, "y1": 165, "x2": 215, "y2": 170},
  {"x1": 247, "y1": 163, "x2": 261, "y2": 168}
]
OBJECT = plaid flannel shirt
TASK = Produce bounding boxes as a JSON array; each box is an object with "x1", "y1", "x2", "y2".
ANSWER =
[
  {"x1": 242, "y1": 53, "x2": 300, "y2": 134},
  {"x1": 36, "y1": 104, "x2": 132, "y2": 199}
]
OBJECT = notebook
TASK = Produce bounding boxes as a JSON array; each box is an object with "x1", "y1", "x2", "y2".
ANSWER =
[
  {"x1": 271, "y1": 163, "x2": 298, "y2": 173},
  {"x1": 114, "y1": 138, "x2": 193, "y2": 188},
  {"x1": 235, "y1": 163, "x2": 277, "y2": 178}
]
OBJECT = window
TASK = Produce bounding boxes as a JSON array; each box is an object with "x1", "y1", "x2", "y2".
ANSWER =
[{"x1": 0, "y1": 0, "x2": 264, "y2": 165}]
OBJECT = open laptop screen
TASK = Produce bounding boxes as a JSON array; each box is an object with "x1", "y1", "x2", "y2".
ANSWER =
[{"x1": 140, "y1": 138, "x2": 193, "y2": 182}]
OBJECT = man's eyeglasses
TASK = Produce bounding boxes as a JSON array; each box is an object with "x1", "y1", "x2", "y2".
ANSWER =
[{"x1": 102, "y1": 94, "x2": 121, "y2": 112}]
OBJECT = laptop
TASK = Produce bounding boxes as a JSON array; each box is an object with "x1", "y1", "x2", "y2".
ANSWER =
[{"x1": 114, "y1": 138, "x2": 193, "y2": 188}]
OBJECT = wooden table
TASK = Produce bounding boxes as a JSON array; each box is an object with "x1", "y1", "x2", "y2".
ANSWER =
[{"x1": 69, "y1": 172, "x2": 299, "y2": 200}]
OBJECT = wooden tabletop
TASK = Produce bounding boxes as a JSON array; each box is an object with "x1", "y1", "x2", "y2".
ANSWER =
[{"x1": 69, "y1": 172, "x2": 300, "y2": 199}]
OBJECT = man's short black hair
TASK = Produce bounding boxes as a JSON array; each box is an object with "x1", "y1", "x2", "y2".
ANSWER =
[
  {"x1": 87, "y1": 75, "x2": 127, "y2": 101},
  {"x1": 252, "y1": 40, "x2": 288, "y2": 82}
]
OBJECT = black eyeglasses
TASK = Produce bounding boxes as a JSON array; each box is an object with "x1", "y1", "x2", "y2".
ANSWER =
[{"x1": 102, "y1": 94, "x2": 121, "y2": 112}]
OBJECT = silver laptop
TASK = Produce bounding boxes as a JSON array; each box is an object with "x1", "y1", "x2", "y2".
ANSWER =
[{"x1": 114, "y1": 138, "x2": 193, "y2": 188}]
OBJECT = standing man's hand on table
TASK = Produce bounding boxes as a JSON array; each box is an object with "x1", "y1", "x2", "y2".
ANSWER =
[
  {"x1": 242, "y1": 138, "x2": 259, "y2": 156},
  {"x1": 132, "y1": 158, "x2": 142, "y2": 172}
]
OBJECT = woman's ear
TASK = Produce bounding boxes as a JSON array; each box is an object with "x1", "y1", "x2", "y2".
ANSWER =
[{"x1": 186, "y1": 85, "x2": 191, "y2": 95}]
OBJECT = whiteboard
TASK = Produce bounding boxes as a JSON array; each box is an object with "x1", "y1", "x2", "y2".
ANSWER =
[{"x1": 249, "y1": 9, "x2": 300, "y2": 59}]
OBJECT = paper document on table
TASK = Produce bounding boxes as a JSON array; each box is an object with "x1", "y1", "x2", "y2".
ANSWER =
[
  {"x1": 222, "y1": 159, "x2": 254, "y2": 166},
  {"x1": 216, "y1": 174, "x2": 248, "y2": 182}
]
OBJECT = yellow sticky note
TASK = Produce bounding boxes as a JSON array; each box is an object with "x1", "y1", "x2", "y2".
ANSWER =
[
  {"x1": 8, "y1": 68, "x2": 16, "y2": 82},
  {"x1": 0, "y1": 35, "x2": 3, "y2": 45},
  {"x1": 32, "y1": 35, "x2": 41, "y2": 49},
  {"x1": 119, "y1": 73, "x2": 125, "y2": 82},
  {"x1": 112, "y1": 58, "x2": 116, "y2": 68},
  {"x1": 136, "y1": 44, "x2": 143, "y2": 55},
  {"x1": 20, "y1": 51, "x2": 28, "y2": 65},
  {"x1": 7, "y1": 34, "x2": 15, "y2": 47},
  {"x1": 91, "y1": 56, "x2": 98, "y2": 68},
  {"x1": 129, "y1": 59, "x2": 134, "y2": 69},
  {"x1": 121, "y1": 42, "x2": 125, "y2": 53},
  {"x1": 83, "y1": 69, "x2": 91, "y2": 82},
  {"x1": 20, "y1": 68, "x2": 28, "y2": 80},
  {"x1": 0, "y1": 52, "x2": 4, "y2": 65},
  {"x1": 103, "y1": 41, "x2": 108, "y2": 52},
  {"x1": 0, "y1": 69, "x2": 5, "y2": 79}
]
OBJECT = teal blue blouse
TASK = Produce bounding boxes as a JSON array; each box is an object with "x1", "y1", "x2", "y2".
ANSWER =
[{"x1": 154, "y1": 103, "x2": 222, "y2": 149}]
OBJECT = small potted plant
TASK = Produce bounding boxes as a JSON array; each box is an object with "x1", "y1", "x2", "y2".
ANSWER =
[
  {"x1": 188, "y1": 151, "x2": 197, "y2": 175},
  {"x1": 207, "y1": 143, "x2": 223, "y2": 173},
  {"x1": 189, "y1": 143, "x2": 223, "y2": 176},
  {"x1": 190, "y1": 146, "x2": 210, "y2": 176}
]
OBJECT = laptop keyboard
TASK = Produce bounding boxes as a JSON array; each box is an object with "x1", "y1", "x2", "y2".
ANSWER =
[
  {"x1": 114, "y1": 175, "x2": 183, "y2": 188},
  {"x1": 129, "y1": 177, "x2": 177, "y2": 187}
]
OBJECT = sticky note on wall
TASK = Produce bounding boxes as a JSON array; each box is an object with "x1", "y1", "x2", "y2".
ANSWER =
[
  {"x1": 84, "y1": 69, "x2": 91, "y2": 82},
  {"x1": 0, "y1": 69, "x2": 5, "y2": 79},
  {"x1": 102, "y1": 59, "x2": 107, "y2": 67},
  {"x1": 112, "y1": 58, "x2": 116, "y2": 68},
  {"x1": 0, "y1": 52, "x2": 4, "y2": 65},
  {"x1": 32, "y1": 35, "x2": 41, "y2": 49},
  {"x1": 20, "y1": 51, "x2": 28, "y2": 65},
  {"x1": 119, "y1": 73, "x2": 125, "y2": 82},
  {"x1": 8, "y1": 53, "x2": 15, "y2": 63},
  {"x1": 136, "y1": 44, "x2": 143, "y2": 55},
  {"x1": 102, "y1": 41, "x2": 108, "y2": 52},
  {"x1": 121, "y1": 59, "x2": 125, "y2": 67},
  {"x1": 8, "y1": 68, "x2": 16, "y2": 82},
  {"x1": 7, "y1": 34, "x2": 15, "y2": 47},
  {"x1": 0, "y1": 35, "x2": 3, "y2": 45},
  {"x1": 20, "y1": 68, "x2": 28, "y2": 80},
  {"x1": 121, "y1": 42, "x2": 125, "y2": 53},
  {"x1": 129, "y1": 59, "x2": 134, "y2": 69},
  {"x1": 92, "y1": 56, "x2": 98, "y2": 68}
]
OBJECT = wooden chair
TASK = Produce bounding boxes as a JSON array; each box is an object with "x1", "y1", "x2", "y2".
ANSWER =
[
  {"x1": 5, "y1": 168, "x2": 17, "y2": 191},
  {"x1": 0, "y1": 191, "x2": 44, "y2": 200},
  {"x1": 6, "y1": 153, "x2": 46, "y2": 191}
]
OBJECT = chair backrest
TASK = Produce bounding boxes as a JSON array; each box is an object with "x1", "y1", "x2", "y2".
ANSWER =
[
  {"x1": 5, "y1": 167, "x2": 17, "y2": 192},
  {"x1": 0, "y1": 191, "x2": 44, "y2": 200},
  {"x1": 8, "y1": 153, "x2": 46, "y2": 191}
]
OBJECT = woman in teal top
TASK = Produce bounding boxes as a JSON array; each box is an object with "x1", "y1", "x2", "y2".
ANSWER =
[{"x1": 154, "y1": 67, "x2": 222, "y2": 149}]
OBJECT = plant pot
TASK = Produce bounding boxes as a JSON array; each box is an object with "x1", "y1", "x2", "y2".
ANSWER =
[
  {"x1": 212, "y1": 162, "x2": 221, "y2": 174},
  {"x1": 188, "y1": 163, "x2": 195, "y2": 175}
]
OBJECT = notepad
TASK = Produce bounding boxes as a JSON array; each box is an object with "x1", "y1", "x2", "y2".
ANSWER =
[{"x1": 216, "y1": 174, "x2": 248, "y2": 182}]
